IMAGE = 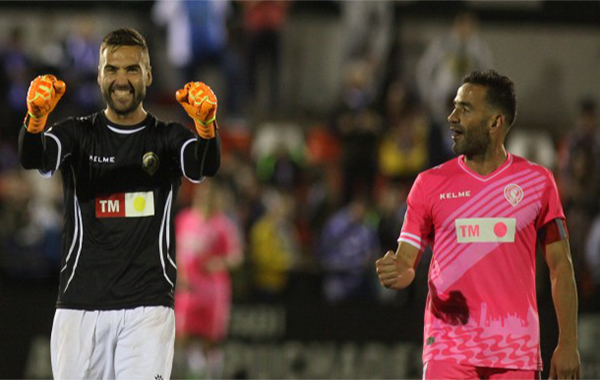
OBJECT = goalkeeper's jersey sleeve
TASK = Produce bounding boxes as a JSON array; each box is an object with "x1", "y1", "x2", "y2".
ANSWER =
[
  {"x1": 399, "y1": 153, "x2": 565, "y2": 371},
  {"x1": 41, "y1": 111, "x2": 206, "y2": 310}
]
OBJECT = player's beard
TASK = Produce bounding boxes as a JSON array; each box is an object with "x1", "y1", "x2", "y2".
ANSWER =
[
  {"x1": 102, "y1": 81, "x2": 145, "y2": 117},
  {"x1": 451, "y1": 120, "x2": 491, "y2": 158}
]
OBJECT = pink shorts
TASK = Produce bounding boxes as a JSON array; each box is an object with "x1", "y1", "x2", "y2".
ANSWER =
[{"x1": 423, "y1": 360, "x2": 540, "y2": 380}]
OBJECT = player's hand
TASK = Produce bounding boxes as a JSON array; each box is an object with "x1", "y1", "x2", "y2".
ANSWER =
[
  {"x1": 376, "y1": 250, "x2": 415, "y2": 291},
  {"x1": 25, "y1": 75, "x2": 66, "y2": 133},
  {"x1": 549, "y1": 343, "x2": 580, "y2": 379},
  {"x1": 176, "y1": 82, "x2": 218, "y2": 139}
]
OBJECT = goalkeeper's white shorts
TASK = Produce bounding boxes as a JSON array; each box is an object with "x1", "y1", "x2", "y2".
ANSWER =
[{"x1": 51, "y1": 306, "x2": 175, "y2": 379}]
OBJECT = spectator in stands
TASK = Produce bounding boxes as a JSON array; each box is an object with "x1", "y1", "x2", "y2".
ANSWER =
[
  {"x1": 249, "y1": 188, "x2": 299, "y2": 300},
  {"x1": 153, "y1": 0, "x2": 244, "y2": 117},
  {"x1": 378, "y1": 81, "x2": 431, "y2": 181},
  {"x1": 0, "y1": 169, "x2": 62, "y2": 278},
  {"x1": 240, "y1": 0, "x2": 292, "y2": 112},
  {"x1": 558, "y1": 99, "x2": 600, "y2": 282},
  {"x1": 175, "y1": 179, "x2": 243, "y2": 379},
  {"x1": 334, "y1": 59, "x2": 383, "y2": 205},
  {"x1": 558, "y1": 98, "x2": 600, "y2": 188},
  {"x1": 585, "y1": 211, "x2": 600, "y2": 302},
  {"x1": 304, "y1": 166, "x2": 341, "y2": 250},
  {"x1": 317, "y1": 196, "x2": 380, "y2": 303},
  {"x1": 416, "y1": 12, "x2": 492, "y2": 153},
  {"x1": 0, "y1": 27, "x2": 33, "y2": 146},
  {"x1": 376, "y1": 183, "x2": 408, "y2": 255},
  {"x1": 61, "y1": 19, "x2": 102, "y2": 115},
  {"x1": 303, "y1": 124, "x2": 342, "y2": 239},
  {"x1": 506, "y1": 129, "x2": 556, "y2": 170},
  {"x1": 339, "y1": 1, "x2": 394, "y2": 97},
  {"x1": 252, "y1": 121, "x2": 306, "y2": 191},
  {"x1": 0, "y1": 131, "x2": 19, "y2": 174}
]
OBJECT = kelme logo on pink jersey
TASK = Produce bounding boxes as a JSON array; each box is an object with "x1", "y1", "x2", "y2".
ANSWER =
[
  {"x1": 95, "y1": 191, "x2": 155, "y2": 218},
  {"x1": 455, "y1": 218, "x2": 516, "y2": 243},
  {"x1": 504, "y1": 183, "x2": 524, "y2": 207}
]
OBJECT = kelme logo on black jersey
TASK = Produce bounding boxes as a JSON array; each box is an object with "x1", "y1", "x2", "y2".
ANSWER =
[{"x1": 142, "y1": 152, "x2": 160, "y2": 175}]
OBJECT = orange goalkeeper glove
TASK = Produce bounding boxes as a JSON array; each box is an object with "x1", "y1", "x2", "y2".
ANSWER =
[
  {"x1": 176, "y1": 82, "x2": 218, "y2": 139},
  {"x1": 25, "y1": 74, "x2": 66, "y2": 133}
]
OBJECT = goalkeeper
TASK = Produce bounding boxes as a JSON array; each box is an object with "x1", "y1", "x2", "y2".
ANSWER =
[{"x1": 18, "y1": 28, "x2": 220, "y2": 379}]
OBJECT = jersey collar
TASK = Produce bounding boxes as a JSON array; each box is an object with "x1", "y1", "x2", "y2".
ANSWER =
[
  {"x1": 457, "y1": 153, "x2": 513, "y2": 182},
  {"x1": 102, "y1": 112, "x2": 151, "y2": 134}
]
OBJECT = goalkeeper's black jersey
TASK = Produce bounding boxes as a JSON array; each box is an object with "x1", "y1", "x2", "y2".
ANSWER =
[{"x1": 29, "y1": 112, "x2": 216, "y2": 310}]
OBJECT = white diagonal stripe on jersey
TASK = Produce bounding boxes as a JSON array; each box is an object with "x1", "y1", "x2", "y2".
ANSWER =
[
  {"x1": 484, "y1": 180, "x2": 545, "y2": 217},
  {"x1": 61, "y1": 193, "x2": 80, "y2": 273},
  {"x1": 65, "y1": 194, "x2": 84, "y2": 292},
  {"x1": 431, "y1": 195, "x2": 545, "y2": 292},
  {"x1": 435, "y1": 193, "x2": 543, "y2": 279},
  {"x1": 436, "y1": 176, "x2": 545, "y2": 265},
  {"x1": 159, "y1": 188, "x2": 175, "y2": 288},
  {"x1": 431, "y1": 185, "x2": 546, "y2": 291},
  {"x1": 165, "y1": 187, "x2": 177, "y2": 270},
  {"x1": 435, "y1": 178, "x2": 545, "y2": 271},
  {"x1": 440, "y1": 169, "x2": 537, "y2": 231},
  {"x1": 435, "y1": 173, "x2": 544, "y2": 258}
]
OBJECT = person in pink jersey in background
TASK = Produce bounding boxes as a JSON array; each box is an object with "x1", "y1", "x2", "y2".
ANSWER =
[
  {"x1": 175, "y1": 178, "x2": 243, "y2": 378},
  {"x1": 376, "y1": 70, "x2": 580, "y2": 380}
]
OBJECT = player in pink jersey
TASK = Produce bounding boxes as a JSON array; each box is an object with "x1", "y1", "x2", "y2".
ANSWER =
[
  {"x1": 175, "y1": 179, "x2": 243, "y2": 378},
  {"x1": 376, "y1": 70, "x2": 580, "y2": 380}
]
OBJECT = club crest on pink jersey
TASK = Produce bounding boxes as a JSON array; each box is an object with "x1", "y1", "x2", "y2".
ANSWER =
[{"x1": 504, "y1": 184, "x2": 524, "y2": 207}]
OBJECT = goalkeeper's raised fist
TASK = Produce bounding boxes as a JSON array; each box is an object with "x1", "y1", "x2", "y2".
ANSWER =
[
  {"x1": 176, "y1": 82, "x2": 218, "y2": 139},
  {"x1": 25, "y1": 75, "x2": 66, "y2": 133}
]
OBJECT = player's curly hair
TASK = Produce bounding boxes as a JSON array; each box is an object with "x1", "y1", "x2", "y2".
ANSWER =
[
  {"x1": 463, "y1": 69, "x2": 517, "y2": 128},
  {"x1": 100, "y1": 28, "x2": 150, "y2": 66}
]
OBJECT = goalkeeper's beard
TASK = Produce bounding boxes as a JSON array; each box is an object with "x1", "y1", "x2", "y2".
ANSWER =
[{"x1": 102, "y1": 82, "x2": 145, "y2": 117}]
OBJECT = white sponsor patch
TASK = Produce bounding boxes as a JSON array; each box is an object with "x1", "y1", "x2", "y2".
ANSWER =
[
  {"x1": 455, "y1": 218, "x2": 516, "y2": 243},
  {"x1": 96, "y1": 191, "x2": 155, "y2": 218}
]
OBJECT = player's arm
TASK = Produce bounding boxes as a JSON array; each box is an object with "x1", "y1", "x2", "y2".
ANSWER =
[
  {"x1": 541, "y1": 220, "x2": 581, "y2": 380},
  {"x1": 376, "y1": 241, "x2": 421, "y2": 291},
  {"x1": 377, "y1": 173, "x2": 430, "y2": 291},
  {"x1": 182, "y1": 132, "x2": 221, "y2": 177},
  {"x1": 176, "y1": 82, "x2": 221, "y2": 177},
  {"x1": 19, "y1": 126, "x2": 45, "y2": 169},
  {"x1": 19, "y1": 75, "x2": 65, "y2": 171}
]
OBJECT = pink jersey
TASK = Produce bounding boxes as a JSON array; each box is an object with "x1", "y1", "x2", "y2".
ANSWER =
[
  {"x1": 175, "y1": 210, "x2": 242, "y2": 340},
  {"x1": 176, "y1": 210, "x2": 241, "y2": 286},
  {"x1": 399, "y1": 153, "x2": 565, "y2": 371}
]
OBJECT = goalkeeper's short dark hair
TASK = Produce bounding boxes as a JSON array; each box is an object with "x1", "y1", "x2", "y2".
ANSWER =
[
  {"x1": 463, "y1": 69, "x2": 517, "y2": 128},
  {"x1": 100, "y1": 28, "x2": 150, "y2": 65}
]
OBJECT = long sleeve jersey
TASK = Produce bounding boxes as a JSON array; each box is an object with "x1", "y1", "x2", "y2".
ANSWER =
[{"x1": 19, "y1": 111, "x2": 220, "y2": 310}]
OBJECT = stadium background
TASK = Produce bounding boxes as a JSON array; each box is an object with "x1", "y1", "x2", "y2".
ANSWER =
[{"x1": 1, "y1": 1, "x2": 600, "y2": 378}]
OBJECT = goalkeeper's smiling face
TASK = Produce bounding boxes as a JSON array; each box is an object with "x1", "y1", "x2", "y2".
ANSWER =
[{"x1": 98, "y1": 45, "x2": 152, "y2": 123}]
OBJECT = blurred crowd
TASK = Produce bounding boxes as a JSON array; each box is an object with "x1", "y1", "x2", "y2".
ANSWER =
[{"x1": 1, "y1": 1, "x2": 599, "y2": 314}]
